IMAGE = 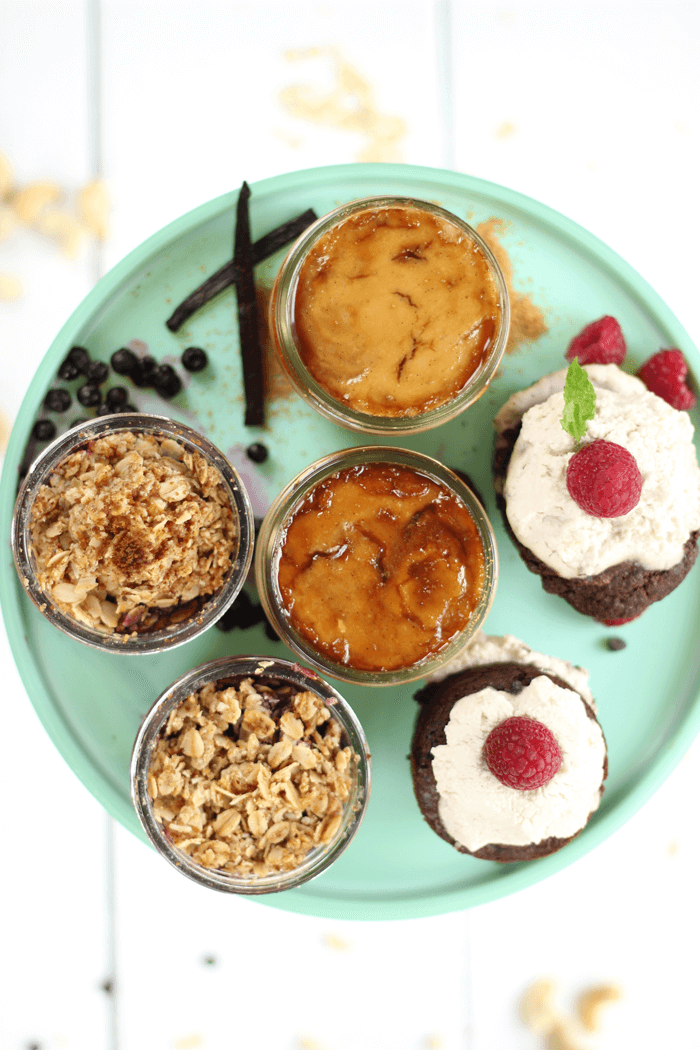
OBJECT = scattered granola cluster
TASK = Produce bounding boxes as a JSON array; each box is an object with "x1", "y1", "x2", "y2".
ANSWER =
[
  {"x1": 520, "y1": 977, "x2": 621, "y2": 1048},
  {"x1": 29, "y1": 430, "x2": 237, "y2": 634},
  {"x1": 0, "y1": 149, "x2": 110, "y2": 300},
  {"x1": 147, "y1": 676, "x2": 359, "y2": 878}
]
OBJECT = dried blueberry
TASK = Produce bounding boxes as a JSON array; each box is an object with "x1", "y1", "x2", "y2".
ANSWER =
[
  {"x1": 32, "y1": 419, "x2": 57, "y2": 441},
  {"x1": 182, "y1": 346, "x2": 208, "y2": 372},
  {"x1": 77, "y1": 382, "x2": 102, "y2": 407},
  {"x1": 57, "y1": 356, "x2": 81, "y2": 381},
  {"x1": 264, "y1": 619, "x2": 281, "y2": 642},
  {"x1": 132, "y1": 356, "x2": 158, "y2": 387},
  {"x1": 233, "y1": 592, "x2": 260, "y2": 628},
  {"x1": 246, "y1": 442, "x2": 269, "y2": 464},
  {"x1": 67, "y1": 345, "x2": 91, "y2": 373},
  {"x1": 606, "y1": 637, "x2": 627, "y2": 652},
  {"x1": 110, "y1": 348, "x2": 138, "y2": 376},
  {"x1": 96, "y1": 402, "x2": 114, "y2": 415},
  {"x1": 105, "y1": 386, "x2": 128, "y2": 408},
  {"x1": 216, "y1": 609, "x2": 236, "y2": 633},
  {"x1": 85, "y1": 360, "x2": 109, "y2": 385},
  {"x1": 153, "y1": 364, "x2": 182, "y2": 398},
  {"x1": 216, "y1": 591, "x2": 265, "y2": 632},
  {"x1": 44, "y1": 388, "x2": 72, "y2": 413}
]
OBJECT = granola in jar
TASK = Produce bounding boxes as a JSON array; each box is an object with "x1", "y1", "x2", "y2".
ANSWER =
[
  {"x1": 147, "y1": 675, "x2": 360, "y2": 878},
  {"x1": 28, "y1": 430, "x2": 238, "y2": 634}
]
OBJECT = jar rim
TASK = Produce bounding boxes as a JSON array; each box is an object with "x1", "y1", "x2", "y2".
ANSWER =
[
  {"x1": 254, "y1": 445, "x2": 499, "y2": 686},
  {"x1": 11, "y1": 413, "x2": 255, "y2": 654},
  {"x1": 130, "y1": 654, "x2": 371, "y2": 893},
  {"x1": 269, "y1": 195, "x2": 511, "y2": 435}
]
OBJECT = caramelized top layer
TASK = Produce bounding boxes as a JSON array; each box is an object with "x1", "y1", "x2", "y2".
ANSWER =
[
  {"x1": 294, "y1": 205, "x2": 501, "y2": 417},
  {"x1": 276, "y1": 463, "x2": 485, "y2": 672}
]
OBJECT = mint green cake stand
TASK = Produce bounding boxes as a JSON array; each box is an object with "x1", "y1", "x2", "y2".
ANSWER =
[{"x1": 2, "y1": 164, "x2": 699, "y2": 920}]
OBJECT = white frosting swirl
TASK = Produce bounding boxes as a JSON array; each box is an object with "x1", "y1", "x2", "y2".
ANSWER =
[
  {"x1": 498, "y1": 364, "x2": 700, "y2": 579},
  {"x1": 432, "y1": 675, "x2": 606, "y2": 852}
]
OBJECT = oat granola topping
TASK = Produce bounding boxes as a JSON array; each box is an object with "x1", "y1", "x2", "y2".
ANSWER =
[
  {"x1": 28, "y1": 431, "x2": 238, "y2": 634},
  {"x1": 147, "y1": 677, "x2": 359, "y2": 878}
]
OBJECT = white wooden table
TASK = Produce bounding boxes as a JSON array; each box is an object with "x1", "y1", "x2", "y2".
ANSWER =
[{"x1": 1, "y1": 3, "x2": 699, "y2": 1047}]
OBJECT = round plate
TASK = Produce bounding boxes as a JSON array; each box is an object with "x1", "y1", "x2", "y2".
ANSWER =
[{"x1": 2, "y1": 163, "x2": 699, "y2": 920}]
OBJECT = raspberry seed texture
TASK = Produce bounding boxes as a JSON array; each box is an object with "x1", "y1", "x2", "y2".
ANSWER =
[
  {"x1": 637, "y1": 349, "x2": 697, "y2": 411},
  {"x1": 483, "y1": 716, "x2": 562, "y2": 791},
  {"x1": 566, "y1": 439, "x2": 643, "y2": 518},
  {"x1": 565, "y1": 316, "x2": 626, "y2": 367}
]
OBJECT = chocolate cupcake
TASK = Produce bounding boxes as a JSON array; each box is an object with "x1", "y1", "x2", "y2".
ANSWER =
[
  {"x1": 493, "y1": 364, "x2": 700, "y2": 623},
  {"x1": 411, "y1": 633, "x2": 607, "y2": 862}
]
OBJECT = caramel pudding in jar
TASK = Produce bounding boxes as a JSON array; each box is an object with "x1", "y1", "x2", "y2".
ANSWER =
[
  {"x1": 256, "y1": 448, "x2": 499, "y2": 686},
  {"x1": 269, "y1": 197, "x2": 510, "y2": 434}
]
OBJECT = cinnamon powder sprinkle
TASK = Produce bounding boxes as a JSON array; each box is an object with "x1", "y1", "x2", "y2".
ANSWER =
[{"x1": 476, "y1": 218, "x2": 547, "y2": 353}]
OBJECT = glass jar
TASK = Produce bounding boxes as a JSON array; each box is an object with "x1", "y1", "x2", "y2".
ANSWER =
[
  {"x1": 255, "y1": 446, "x2": 499, "y2": 686},
  {"x1": 130, "y1": 655, "x2": 371, "y2": 894},
  {"x1": 269, "y1": 196, "x2": 510, "y2": 435},
  {"x1": 11, "y1": 413, "x2": 254, "y2": 654}
]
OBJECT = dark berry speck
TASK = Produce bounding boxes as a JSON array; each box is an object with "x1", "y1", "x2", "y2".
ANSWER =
[
  {"x1": 70, "y1": 417, "x2": 90, "y2": 429},
  {"x1": 106, "y1": 386, "x2": 128, "y2": 408},
  {"x1": 246, "y1": 442, "x2": 269, "y2": 464},
  {"x1": 85, "y1": 360, "x2": 109, "y2": 385},
  {"x1": 606, "y1": 637, "x2": 627, "y2": 652},
  {"x1": 182, "y1": 346, "x2": 208, "y2": 372},
  {"x1": 44, "y1": 388, "x2": 72, "y2": 413},
  {"x1": 96, "y1": 402, "x2": 114, "y2": 415},
  {"x1": 264, "y1": 619, "x2": 281, "y2": 642},
  {"x1": 132, "y1": 356, "x2": 158, "y2": 388},
  {"x1": 77, "y1": 382, "x2": 102, "y2": 407},
  {"x1": 57, "y1": 356, "x2": 81, "y2": 381},
  {"x1": 153, "y1": 363, "x2": 182, "y2": 399},
  {"x1": 67, "y1": 346, "x2": 91, "y2": 372},
  {"x1": 32, "y1": 419, "x2": 57, "y2": 441},
  {"x1": 110, "y1": 348, "x2": 138, "y2": 376},
  {"x1": 217, "y1": 591, "x2": 266, "y2": 632}
]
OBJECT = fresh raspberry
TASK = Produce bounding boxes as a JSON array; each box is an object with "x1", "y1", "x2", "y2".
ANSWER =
[
  {"x1": 566, "y1": 439, "x2": 643, "y2": 518},
  {"x1": 483, "y1": 716, "x2": 562, "y2": 791},
  {"x1": 565, "y1": 316, "x2": 626, "y2": 366},
  {"x1": 637, "y1": 349, "x2": 697, "y2": 411}
]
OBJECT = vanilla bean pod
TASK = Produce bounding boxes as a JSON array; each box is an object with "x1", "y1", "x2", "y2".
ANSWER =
[
  {"x1": 233, "y1": 183, "x2": 264, "y2": 427},
  {"x1": 165, "y1": 207, "x2": 317, "y2": 333}
]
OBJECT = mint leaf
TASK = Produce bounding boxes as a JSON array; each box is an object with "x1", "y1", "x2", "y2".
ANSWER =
[{"x1": 561, "y1": 358, "x2": 596, "y2": 443}]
